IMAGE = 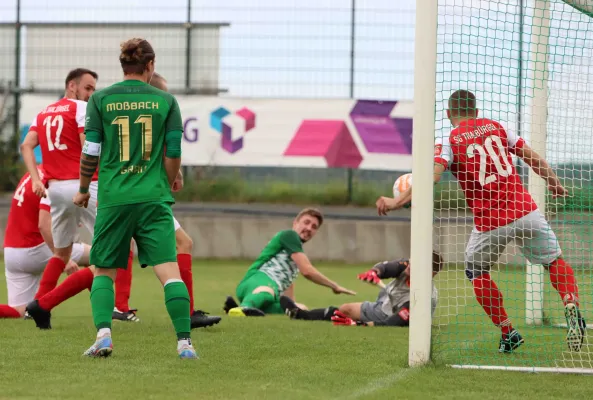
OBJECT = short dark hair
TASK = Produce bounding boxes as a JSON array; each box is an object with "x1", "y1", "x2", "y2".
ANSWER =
[
  {"x1": 65, "y1": 68, "x2": 98, "y2": 89},
  {"x1": 120, "y1": 38, "x2": 155, "y2": 75},
  {"x1": 296, "y1": 208, "x2": 324, "y2": 227},
  {"x1": 448, "y1": 90, "x2": 476, "y2": 117}
]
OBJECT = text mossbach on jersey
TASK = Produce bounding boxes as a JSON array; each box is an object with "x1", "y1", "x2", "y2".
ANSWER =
[
  {"x1": 452, "y1": 123, "x2": 497, "y2": 143},
  {"x1": 106, "y1": 101, "x2": 159, "y2": 112}
]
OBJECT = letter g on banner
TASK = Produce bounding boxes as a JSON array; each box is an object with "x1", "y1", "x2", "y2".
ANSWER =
[{"x1": 183, "y1": 117, "x2": 199, "y2": 142}]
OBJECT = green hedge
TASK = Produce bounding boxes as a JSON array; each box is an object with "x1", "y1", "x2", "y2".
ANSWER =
[{"x1": 174, "y1": 177, "x2": 593, "y2": 213}]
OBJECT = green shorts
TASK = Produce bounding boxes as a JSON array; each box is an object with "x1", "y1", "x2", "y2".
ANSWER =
[
  {"x1": 90, "y1": 202, "x2": 176, "y2": 269},
  {"x1": 236, "y1": 271, "x2": 284, "y2": 314}
]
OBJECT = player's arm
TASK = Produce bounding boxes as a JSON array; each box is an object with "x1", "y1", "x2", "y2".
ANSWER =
[
  {"x1": 291, "y1": 252, "x2": 355, "y2": 295},
  {"x1": 331, "y1": 311, "x2": 407, "y2": 327},
  {"x1": 164, "y1": 97, "x2": 184, "y2": 187},
  {"x1": 513, "y1": 143, "x2": 566, "y2": 197},
  {"x1": 38, "y1": 208, "x2": 54, "y2": 253},
  {"x1": 357, "y1": 259, "x2": 408, "y2": 285},
  {"x1": 20, "y1": 130, "x2": 46, "y2": 197},
  {"x1": 164, "y1": 136, "x2": 182, "y2": 187},
  {"x1": 372, "y1": 259, "x2": 409, "y2": 279},
  {"x1": 376, "y1": 163, "x2": 446, "y2": 215},
  {"x1": 78, "y1": 96, "x2": 103, "y2": 197},
  {"x1": 79, "y1": 129, "x2": 102, "y2": 192},
  {"x1": 398, "y1": 163, "x2": 446, "y2": 206},
  {"x1": 367, "y1": 313, "x2": 408, "y2": 327}
]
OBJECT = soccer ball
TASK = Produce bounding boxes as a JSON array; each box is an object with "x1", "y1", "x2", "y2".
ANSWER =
[{"x1": 393, "y1": 173, "x2": 412, "y2": 198}]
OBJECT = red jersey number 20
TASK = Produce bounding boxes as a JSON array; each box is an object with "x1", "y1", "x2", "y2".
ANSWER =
[
  {"x1": 466, "y1": 135, "x2": 514, "y2": 187},
  {"x1": 43, "y1": 115, "x2": 68, "y2": 151}
]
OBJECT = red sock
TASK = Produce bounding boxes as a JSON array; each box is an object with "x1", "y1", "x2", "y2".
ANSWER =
[
  {"x1": 35, "y1": 257, "x2": 66, "y2": 299},
  {"x1": 38, "y1": 267, "x2": 94, "y2": 311},
  {"x1": 177, "y1": 254, "x2": 194, "y2": 312},
  {"x1": 114, "y1": 251, "x2": 134, "y2": 312},
  {"x1": 472, "y1": 274, "x2": 513, "y2": 335},
  {"x1": 548, "y1": 258, "x2": 579, "y2": 306},
  {"x1": 0, "y1": 304, "x2": 21, "y2": 318}
]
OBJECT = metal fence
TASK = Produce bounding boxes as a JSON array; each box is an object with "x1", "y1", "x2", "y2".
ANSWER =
[{"x1": 0, "y1": 1, "x2": 417, "y2": 198}]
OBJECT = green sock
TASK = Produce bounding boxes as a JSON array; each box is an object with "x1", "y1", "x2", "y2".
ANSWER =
[
  {"x1": 90, "y1": 275, "x2": 114, "y2": 330},
  {"x1": 164, "y1": 281, "x2": 191, "y2": 340},
  {"x1": 240, "y1": 291, "x2": 274, "y2": 310}
]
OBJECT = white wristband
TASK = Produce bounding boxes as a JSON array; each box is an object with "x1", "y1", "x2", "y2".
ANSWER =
[{"x1": 82, "y1": 140, "x2": 101, "y2": 156}]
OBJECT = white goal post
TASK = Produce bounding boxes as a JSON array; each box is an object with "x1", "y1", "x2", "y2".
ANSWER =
[
  {"x1": 524, "y1": 0, "x2": 550, "y2": 328},
  {"x1": 408, "y1": 0, "x2": 438, "y2": 367},
  {"x1": 409, "y1": 0, "x2": 593, "y2": 372}
]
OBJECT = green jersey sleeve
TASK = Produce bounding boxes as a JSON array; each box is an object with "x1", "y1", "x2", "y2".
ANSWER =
[
  {"x1": 84, "y1": 94, "x2": 103, "y2": 135},
  {"x1": 165, "y1": 96, "x2": 183, "y2": 133},
  {"x1": 279, "y1": 230, "x2": 304, "y2": 255}
]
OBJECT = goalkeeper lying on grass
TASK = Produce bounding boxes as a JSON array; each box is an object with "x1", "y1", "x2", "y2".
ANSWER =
[
  {"x1": 223, "y1": 208, "x2": 356, "y2": 317},
  {"x1": 280, "y1": 252, "x2": 443, "y2": 326}
]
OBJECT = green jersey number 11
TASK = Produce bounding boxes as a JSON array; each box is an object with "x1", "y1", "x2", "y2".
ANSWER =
[{"x1": 111, "y1": 115, "x2": 153, "y2": 162}]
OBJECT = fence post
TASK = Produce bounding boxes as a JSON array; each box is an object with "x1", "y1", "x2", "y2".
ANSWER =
[
  {"x1": 184, "y1": 0, "x2": 192, "y2": 91},
  {"x1": 13, "y1": 0, "x2": 22, "y2": 141},
  {"x1": 346, "y1": 168, "x2": 353, "y2": 204}
]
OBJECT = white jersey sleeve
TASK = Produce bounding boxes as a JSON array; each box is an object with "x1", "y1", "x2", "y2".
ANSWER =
[
  {"x1": 73, "y1": 99, "x2": 88, "y2": 130},
  {"x1": 40, "y1": 195, "x2": 51, "y2": 207},
  {"x1": 505, "y1": 128, "x2": 521, "y2": 149}
]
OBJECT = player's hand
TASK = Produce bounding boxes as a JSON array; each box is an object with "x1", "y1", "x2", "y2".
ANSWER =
[
  {"x1": 332, "y1": 285, "x2": 357, "y2": 295},
  {"x1": 357, "y1": 269, "x2": 382, "y2": 285},
  {"x1": 32, "y1": 180, "x2": 47, "y2": 198},
  {"x1": 331, "y1": 310, "x2": 367, "y2": 326},
  {"x1": 73, "y1": 192, "x2": 91, "y2": 208},
  {"x1": 548, "y1": 181, "x2": 569, "y2": 198},
  {"x1": 376, "y1": 196, "x2": 400, "y2": 216},
  {"x1": 171, "y1": 178, "x2": 183, "y2": 193},
  {"x1": 64, "y1": 260, "x2": 80, "y2": 276}
]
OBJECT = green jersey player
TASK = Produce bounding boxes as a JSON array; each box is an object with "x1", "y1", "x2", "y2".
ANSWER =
[
  {"x1": 73, "y1": 38, "x2": 197, "y2": 359},
  {"x1": 224, "y1": 208, "x2": 356, "y2": 317}
]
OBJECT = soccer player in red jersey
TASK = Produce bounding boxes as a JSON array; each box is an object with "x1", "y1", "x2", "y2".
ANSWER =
[
  {"x1": 20, "y1": 69, "x2": 138, "y2": 326},
  {"x1": 1, "y1": 167, "x2": 90, "y2": 320},
  {"x1": 20, "y1": 68, "x2": 98, "y2": 302},
  {"x1": 376, "y1": 90, "x2": 586, "y2": 353}
]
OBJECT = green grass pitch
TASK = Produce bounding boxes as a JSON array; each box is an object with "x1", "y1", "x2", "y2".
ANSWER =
[{"x1": 1, "y1": 260, "x2": 592, "y2": 400}]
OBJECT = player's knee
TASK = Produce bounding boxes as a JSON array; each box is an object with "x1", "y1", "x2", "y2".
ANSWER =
[
  {"x1": 338, "y1": 303, "x2": 356, "y2": 317},
  {"x1": 175, "y1": 229, "x2": 193, "y2": 254},
  {"x1": 53, "y1": 247, "x2": 72, "y2": 264},
  {"x1": 542, "y1": 255, "x2": 562, "y2": 270},
  {"x1": 252, "y1": 286, "x2": 275, "y2": 296},
  {"x1": 464, "y1": 263, "x2": 489, "y2": 282}
]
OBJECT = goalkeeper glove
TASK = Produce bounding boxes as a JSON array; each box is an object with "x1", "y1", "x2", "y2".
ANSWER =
[
  {"x1": 357, "y1": 269, "x2": 381, "y2": 285},
  {"x1": 331, "y1": 310, "x2": 368, "y2": 326}
]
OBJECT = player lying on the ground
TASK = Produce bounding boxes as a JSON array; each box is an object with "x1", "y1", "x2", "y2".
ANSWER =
[
  {"x1": 223, "y1": 208, "x2": 356, "y2": 317},
  {"x1": 72, "y1": 38, "x2": 197, "y2": 359},
  {"x1": 279, "y1": 252, "x2": 442, "y2": 327},
  {"x1": 376, "y1": 89, "x2": 586, "y2": 353},
  {"x1": 1, "y1": 167, "x2": 91, "y2": 320},
  {"x1": 115, "y1": 72, "x2": 221, "y2": 329}
]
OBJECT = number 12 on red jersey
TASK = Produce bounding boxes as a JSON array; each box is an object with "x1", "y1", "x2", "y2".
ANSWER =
[{"x1": 43, "y1": 115, "x2": 67, "y2": 151}]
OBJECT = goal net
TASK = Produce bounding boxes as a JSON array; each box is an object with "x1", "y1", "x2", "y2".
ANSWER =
[{"x1": 410, "y1": 0, "x2": 593, "y2": 373}]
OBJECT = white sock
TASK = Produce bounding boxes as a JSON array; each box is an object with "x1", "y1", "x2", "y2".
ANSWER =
[
  {"x1": 177, "y1": 338, "x2": 192, "y2": 350},
  {"x1": 97, "y1": 328, "x2": 111, "y2": 338}
]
